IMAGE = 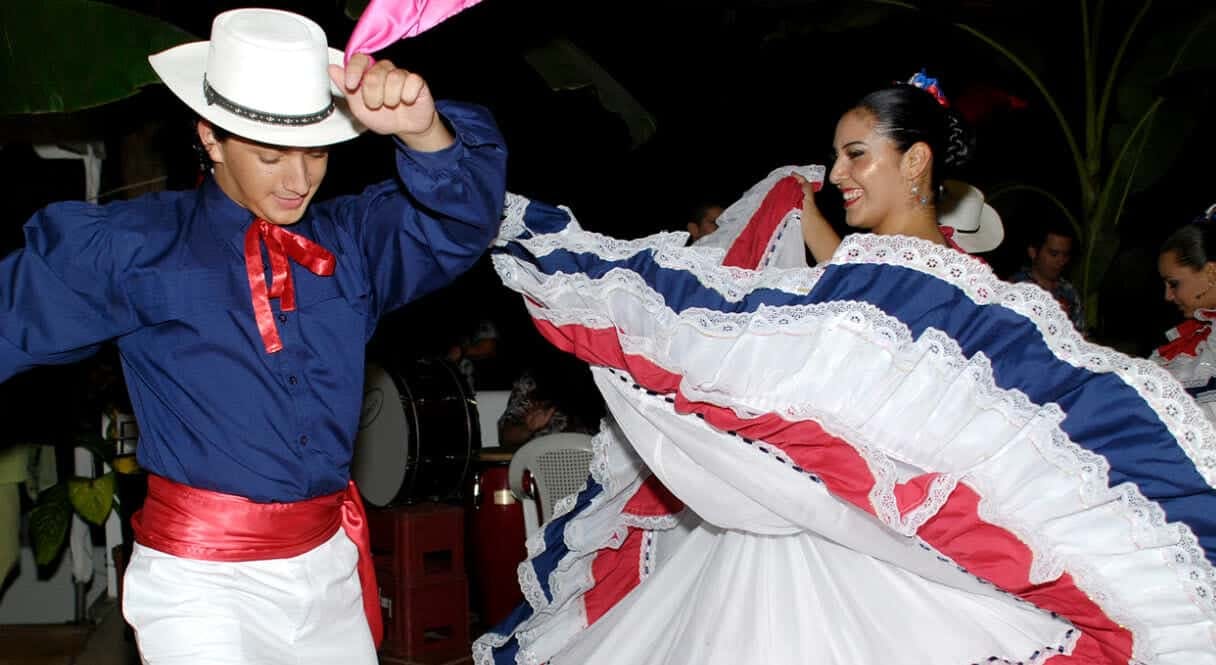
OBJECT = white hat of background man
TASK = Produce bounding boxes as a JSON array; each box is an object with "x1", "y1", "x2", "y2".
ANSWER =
[
  {"x1": 937, "y1": 179, "x2": 1005, "y2": 254},
  {"x1": 149, "y1": 8, "x2": 366, "y2": 147}
]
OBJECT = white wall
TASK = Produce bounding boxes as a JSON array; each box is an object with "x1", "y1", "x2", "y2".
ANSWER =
[
  {"x1": 477, "y1": 390, "x2": 512, "y2": 448},
  {"x1": 0, "y1": 545, "x2": 107, "y2": 624}
]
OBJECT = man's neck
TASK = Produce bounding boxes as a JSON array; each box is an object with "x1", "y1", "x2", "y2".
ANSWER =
[{"x1": 1030, "y1": 270, "x2": 1060, "y2": 290}]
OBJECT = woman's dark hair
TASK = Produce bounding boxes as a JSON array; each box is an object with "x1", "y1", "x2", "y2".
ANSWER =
[
  {"x1": 853, "y1": 83, "x2": 976, "y2": 200},
  {"x1": 1161, "y1": 205, "x2": 1216, "y2": 269}
]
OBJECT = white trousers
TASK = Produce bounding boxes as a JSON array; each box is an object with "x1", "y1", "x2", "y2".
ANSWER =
[{"x1": 122, "y1": 529, "x2": 377, "y2": 665}]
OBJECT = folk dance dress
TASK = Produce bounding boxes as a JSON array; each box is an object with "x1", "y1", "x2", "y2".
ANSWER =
[
  {"x1": 475, "y1": 168, "x2": 1216, "y2": 665},
  {"x1": 1152, "y1": 313, "x2": 1216, "y2": 427}
]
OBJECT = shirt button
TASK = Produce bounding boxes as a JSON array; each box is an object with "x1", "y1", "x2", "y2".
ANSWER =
[
  {"x1": 278, "y1": 313, "x2": 288, "y2": 323},
  {"x1": 299, "y1": 435, "x2": 309, "y2": 445},
  {"x1": 288, "y1": 375, "x2": 298, "y2": 385}
]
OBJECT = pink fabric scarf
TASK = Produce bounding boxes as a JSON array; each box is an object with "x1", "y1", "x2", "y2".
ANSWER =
[{"x1": 345, "y1": 0, "x2": 486, "y2": 63}]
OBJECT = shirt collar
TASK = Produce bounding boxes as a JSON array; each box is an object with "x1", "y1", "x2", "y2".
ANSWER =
[{"x1": 200, "y1": 175, "x2": 255, "y2": 256}]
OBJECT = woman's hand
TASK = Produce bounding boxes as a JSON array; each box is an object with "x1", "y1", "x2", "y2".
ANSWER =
[{"x1": 793, "y1": 173, "x2": 840, "y2": 264}]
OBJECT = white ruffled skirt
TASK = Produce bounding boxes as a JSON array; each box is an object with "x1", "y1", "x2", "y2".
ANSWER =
[{"x1": 476, "y1": 175, "x2": 1216, "y2": 665}]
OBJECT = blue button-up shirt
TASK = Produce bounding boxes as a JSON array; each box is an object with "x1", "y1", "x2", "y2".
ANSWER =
[{"x1": 0, "y1": 101, "x2": 507, "y2": 502}]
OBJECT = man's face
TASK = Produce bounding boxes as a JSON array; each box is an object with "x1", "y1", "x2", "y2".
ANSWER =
[
  {"x1": 199, "y1": 121, "x2": 330, "y2": 226},
  {"x1": 1029, "y1": 233, "x2": 1073, "y2": 282},
  {"x1": 688, "y1": 205, "x2": 724, "y2": 241}
]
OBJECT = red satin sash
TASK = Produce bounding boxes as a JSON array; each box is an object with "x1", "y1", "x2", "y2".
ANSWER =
[{"x1": 131, "y1": 475, "x2": 382, "y2": 648}]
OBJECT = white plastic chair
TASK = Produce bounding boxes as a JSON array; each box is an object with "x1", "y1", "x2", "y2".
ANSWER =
[
  {"x1": 508, "y1": 432, "x2": 595, "y2": 537},
  {"x1": 473, "y1": 389, "x2": 513, "y2": 448}
]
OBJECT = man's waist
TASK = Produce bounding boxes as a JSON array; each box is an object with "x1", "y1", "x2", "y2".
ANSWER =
[
  {"x1": 131, "y1": 474, "x2": 346, "y2": 562},
  {"x1": 134, "y1": 442, "x2": 350, "y2": 503}
]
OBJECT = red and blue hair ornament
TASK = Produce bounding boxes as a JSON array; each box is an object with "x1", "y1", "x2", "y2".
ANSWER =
[{"x1": 907, "y1": 69, "x2": 949, "y2": 107}]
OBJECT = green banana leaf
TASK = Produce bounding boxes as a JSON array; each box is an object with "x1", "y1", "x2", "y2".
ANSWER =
[
  {"x1": 27, "y1": 470, "x2": 117, "y2": 566},
  {"x1": 1106, "y1": 9, "x2": 1216, "y2": 196},
  {"x1": 0, "y1": 0, "x2": 195, "y2": 116},
  {"x1": 525, "y1": 38, "x2": 657, "y2": 149},
  {"x1": 28, "y1": 483, "x2": 71, "y2": 567},
  {"x1": 346, "y1": 0, "x2": 371, "y2": 21},
  {"x1": 761, "y1": 3, "x2": 901, "y2": 40},
  {"x1": 68, "y1": 472, "x2": 115, "y2": 526},
  {"x1": 339, "y1": 1, "x2": 654, "y2": 148}
]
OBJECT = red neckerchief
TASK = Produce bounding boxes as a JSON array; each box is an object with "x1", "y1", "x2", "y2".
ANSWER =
[{"x1": 243, "y1": 218, "x2": 337, "y2": 353}]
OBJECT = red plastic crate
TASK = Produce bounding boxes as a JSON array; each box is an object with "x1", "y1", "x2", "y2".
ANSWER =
[
  {"x1": 377, "y1": 567, "x2": 470, "y2": 663},
  {"x1": 368, "y1": 502, "x2": 466, "y2": 588}
]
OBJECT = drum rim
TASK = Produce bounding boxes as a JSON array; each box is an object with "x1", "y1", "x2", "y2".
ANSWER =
[
  {"x1": 352, "y1": 362, "x2": 411, "y2": 507},
  {"x1": 354, "y1": 358, "x2": 481, "y2": 507}
]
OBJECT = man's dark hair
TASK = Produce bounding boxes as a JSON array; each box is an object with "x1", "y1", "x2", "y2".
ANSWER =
[
  {"x1": 690, "y1": 202, "x2": 723, "y2": 223},
  {"x1": 1027, "y1": 221, "x2": 1078, "y2": 251},
  {"x1": 191, "y1": 118, "x2": 232, "y2": 172}
]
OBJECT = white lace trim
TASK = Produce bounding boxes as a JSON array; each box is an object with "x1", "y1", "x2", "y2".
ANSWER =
[
  {"x1": 494, "y1": 192, "x2": 531, "y2": 245},
  {"x1": 517, "y1": 227, "x2": 687, "y2": 260},
  {"x1": 693, "y1": 163, "x2": 824, "y2": 254},
  {"x1": 771, "y1": 329, "x2": 1046, "y2": 539},
  {"x1": 506, "y1": 283, "x2": 1216, "y2": 658},
  {"x1": 473, "y1": 625, "x2": 1082, "y2": 665},
  {"x1": 589, "y1": 424, "x2": 613, "y2": 488},
  {"x1": 492, "y1": 193, "x2": 1216, "y2": 662},
  {"x1": 970, "y1": 476, "x2": 1201, "y2": 663},
  {"x1": 502, "y1": 227, "x2": 807, "y2": 320},
  {"x1": 478, "y1": 427, "x2": 689, "y2": 665},
  {"x1": 552, "y1": 492, "x2": 579, "y2": 522},
  {"x1": 620, "y1": 512, "x2": 683, "y2": 531},
  {"x1": 517, "y1": 268, "x2": 891, "y2": 348},
  {"x1": 652, "y1": 244, "x2": 820, "y2": 300},
  {"x1": 1152, "y1": 336, "x2": 1216, "y2": 390},
  {"x1": 498, "y1": 199, "x2": 1216, "y2": 488},
  {"x1": 545, "y1": 523, "x2": 617, "y2": 624},
  {"x1": 519, "y1": 435, "x2": 608, "y2": 594},
  {"x1": 833, "y1": 234, "x2": 1216, "y2": 488},
  {"x1": 519, "y1": 271, "x2": 1046, "y2": 538},
  {"x1": 471, "y1": 638, "x2": 497, "y2": 665},
  {"x1": 604, "y1": 374, "x2": 1102, "y2": 665},
  {"x1": 517, "y1": 556, "x2": 548, "y2": 613},
  {"x1": 512, "y1": 233, "x2": 820, "y2": 303}
]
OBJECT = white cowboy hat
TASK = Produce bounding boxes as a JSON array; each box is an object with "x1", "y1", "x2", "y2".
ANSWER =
[
  {"x1": 938, "y1": 179, "x2": 1004, "y2": 254},
  {"x1": 149, "y1": 8, "x2": 365, "y2": 147}
]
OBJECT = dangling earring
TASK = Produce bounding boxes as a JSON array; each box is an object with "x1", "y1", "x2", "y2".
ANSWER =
[{"x1": 910, "y1": 183, "x2": 929, "y2": 207}]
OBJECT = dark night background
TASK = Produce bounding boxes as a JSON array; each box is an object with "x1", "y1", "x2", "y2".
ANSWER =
[{"x1": 1, "y1": 0, "x2": 1214, "y2": 443}]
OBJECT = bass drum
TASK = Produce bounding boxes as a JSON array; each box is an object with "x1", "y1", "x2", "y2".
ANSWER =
[{"x1": 352, "y1": 358, "x2": 480, "y2": 507}]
